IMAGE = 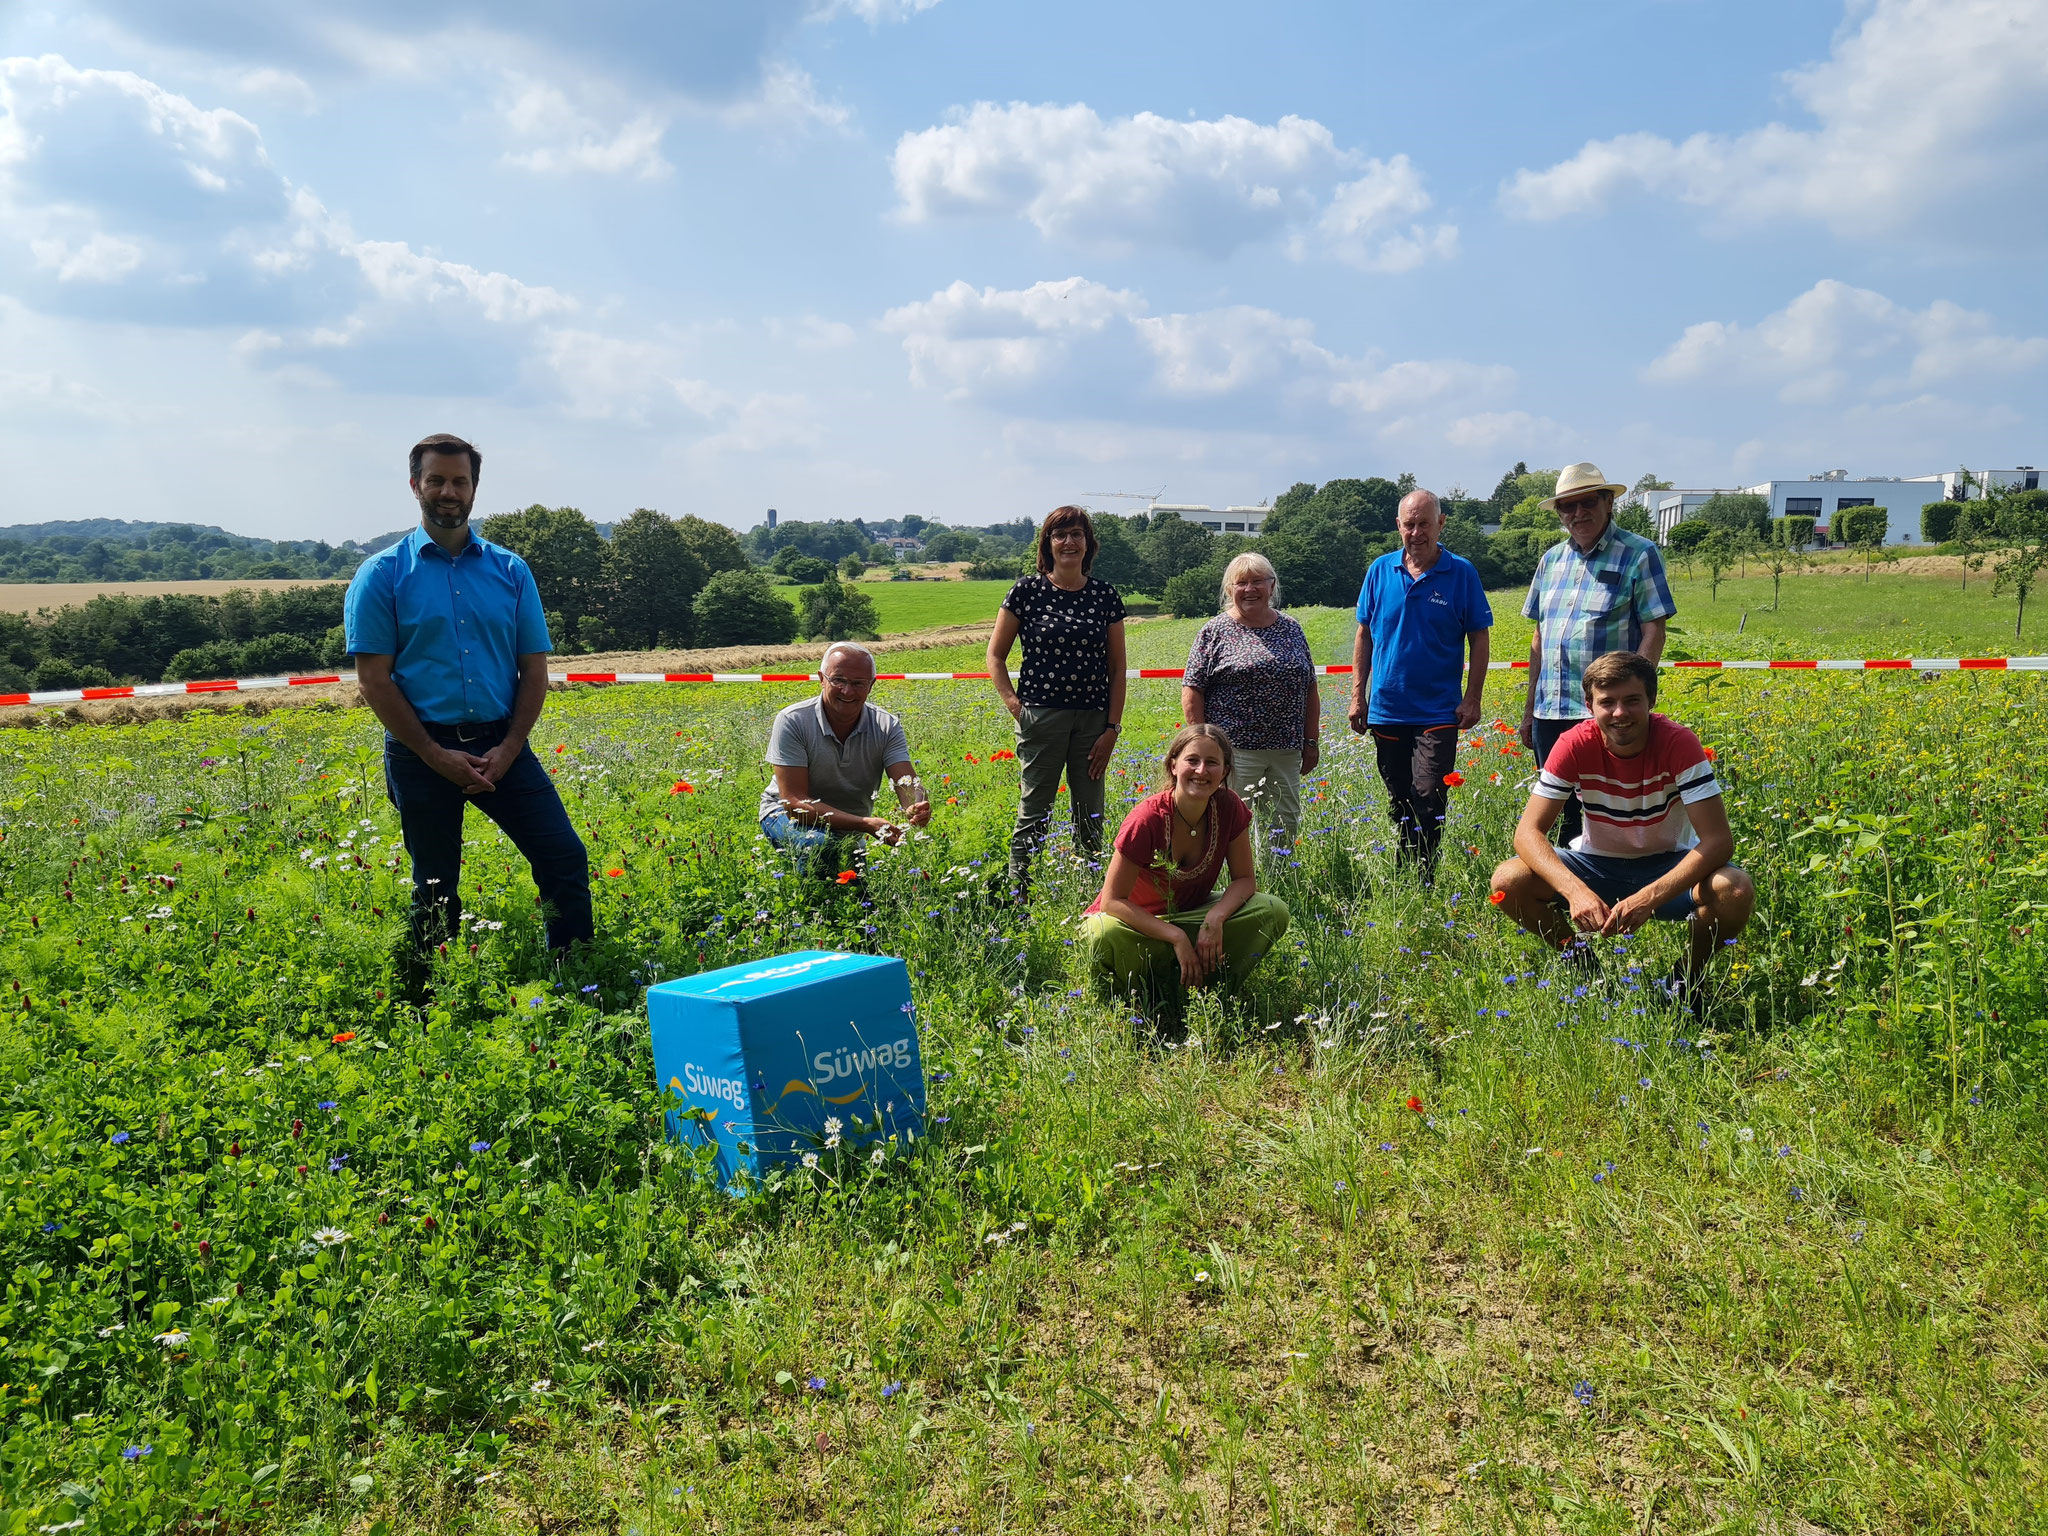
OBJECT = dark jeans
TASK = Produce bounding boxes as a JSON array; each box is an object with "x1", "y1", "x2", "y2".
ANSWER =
[
  {"x1": 384, "y1": 721, "x2": 593, "y2": 956},
  {"x1": 1531, "y1": 716, "x2": 1584, "y2": 848},
  {"x1": 1371, "y1": 722, "x2": 1458, "y2": 876}
]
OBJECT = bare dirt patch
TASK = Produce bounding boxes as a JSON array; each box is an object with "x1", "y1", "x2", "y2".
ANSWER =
[{"x1": 0, "y1": 578, "x2": 343, "y2": 614}]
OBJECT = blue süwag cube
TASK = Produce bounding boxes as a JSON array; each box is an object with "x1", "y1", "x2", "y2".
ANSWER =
[{"x1": 646, "y1": 949, "x2": 924, "y2": 1188}]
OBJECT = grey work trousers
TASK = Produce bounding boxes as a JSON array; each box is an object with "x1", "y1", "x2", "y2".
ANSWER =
[{"x1": 1008, "y1": 704, "x2": 1109, "y2": 887}]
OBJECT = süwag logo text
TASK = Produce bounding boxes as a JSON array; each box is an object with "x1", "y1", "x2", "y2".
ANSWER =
[
  {"x1": 812, "y1": 1038, "x2": 914, "y2": 1086},
  {"x1": 679, "y1": 1061, "x2": 748, "y2": 1111}
]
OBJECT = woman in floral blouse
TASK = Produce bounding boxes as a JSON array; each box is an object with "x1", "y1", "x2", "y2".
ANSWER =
[
  {"x1": 1181, "y1": 551, "x2": 1319, "y2": 847},
  {"x1": 987, "y1": 506, "x2": 1127, "y2": 896}
]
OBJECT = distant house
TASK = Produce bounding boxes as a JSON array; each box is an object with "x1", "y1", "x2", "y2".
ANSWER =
[
  {"x1": 1150, "y1": 504, "x2": 1271, "y2": 535},
  {"x1": 884, "y1": 536, "x2": 924, "y2": 554},
  {"x1": 1654, "y1": 464, "x2": 2040, "y2": 547}
]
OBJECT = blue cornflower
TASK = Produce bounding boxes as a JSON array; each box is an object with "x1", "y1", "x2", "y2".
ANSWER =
[
  {"x1": 111, "y1": 1131, "x2": 131, "y2": 1145},
  {"x1": 1571, "y1": 1381, "x2": 1595, "y2": 1408},
  {"x1": 806, "y1": 1375, "x2": 826, "y2": 1392},
  {"x1": 1064, "y1": 1072, "x2": 1076, "y2": 1083},
  {"x1": 470, "y1": 1140, "x2": 491, "y2": 1153},
  {"x1": 123, "y1": 1443, "x2": 153, "y2": 1461},
  {"x1": 40, "y1": 1221, "x2": 56, "y2": 1233},
  {"x1": 1789, "y1": 1186, "x2": 1805, "y2": 1202},
  {"x1": 1333, "y1": 1180, "x2": 1348, "y2": 1194},
  {"x1": 328, "y1": 1155, "x2": 348, "y2": 1171},
  {"x1": 932, "y1": 1115, "x2": 950, "y2": 1124},
  {"x1": 580, "y1": 983, "x2": 599, "y2": 994},
  {"x1": 317, "y1": 1100, "x2": 338, "y2": 1111},
  {"x1": 881, "y1": 1380, "x2": 903, "y2": 1399},
  {"x1": 1378, "y1": 1141, "x2": 1395, "y2": 1152},
  {"x1": 1776, "y1": 1146, "x2": 1793, "y2": 1158},
  {"x1": 1638, "y1": 1077, "x2": 1651, "y2": 1089}
]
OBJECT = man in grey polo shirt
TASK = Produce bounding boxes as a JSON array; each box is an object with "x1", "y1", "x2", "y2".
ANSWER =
[{"x1": 759, "y1": 642, "x2": 931, "y2": 868}]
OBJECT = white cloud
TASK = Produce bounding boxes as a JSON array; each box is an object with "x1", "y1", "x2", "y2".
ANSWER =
[
  {"x1": 29, "y1": 233, "x2": 145, "y2": 283},
  {"x1": 1502, "y1": 0, "x2": 2048, "y2": 235},
  {"x1": 1645, "y1": 279, "x2": 2048, "y2": 404},
  {"x1": 891, "y1": 102, "x2": 1456, "y2": 265},
  {"x1": 1441, "y1": 410, "x2": 1575, "y2": 452},
  {"x1": 766, "y1": 314, "x2": 858, "y2": 350},
  {"x1": 881, "y1": 276, "x2": 1511, "y2": 430},
  {"x1": 827, "y1": 0, "x2": 945, "y2": 21},
  {"x1": 498, "y1": 79, "x2": 671, "y2": 179}
]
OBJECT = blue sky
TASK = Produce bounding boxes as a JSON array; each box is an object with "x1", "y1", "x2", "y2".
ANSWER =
[{"x1": 2, "y1": 0, "x2": 2043, "y2": 542}]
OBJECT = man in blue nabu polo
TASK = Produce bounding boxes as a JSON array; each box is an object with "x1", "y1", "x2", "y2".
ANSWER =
[
  {"x1": 1347, "y1": 488, "x2": 1493, "y2": 881},
  {"x1": 344, "y1": 434, "x2": 592, "y2": 978},
  {"x1": 1518, "y1": 461, "x2": 1676, "y2": 848}
]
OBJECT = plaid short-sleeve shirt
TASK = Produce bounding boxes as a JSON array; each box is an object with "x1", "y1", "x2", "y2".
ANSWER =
[{"x1": 1520, "y1": 522, "x2": 1676, "y2": 720}]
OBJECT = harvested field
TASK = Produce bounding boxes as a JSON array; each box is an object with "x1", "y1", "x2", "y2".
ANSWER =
[{"x1": 0, "y1": 578, "x2": 342, "y2": 613}]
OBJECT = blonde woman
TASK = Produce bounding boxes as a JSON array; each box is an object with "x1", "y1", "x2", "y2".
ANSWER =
[
  {"x1": 1080, "y1": 724, "x2": 1290, "y2": 998},
  {"x1": 1180, "y1": 552, "x2": 1319, "y2": 847}
]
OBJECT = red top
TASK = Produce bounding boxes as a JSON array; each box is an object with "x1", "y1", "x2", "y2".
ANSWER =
[
  {"x1": 1086, "y1": 788, "x2": 1252, "y2": 916},
  {"x1": 1535, "y1": 714, "x2": 1720, "y2": 857}
]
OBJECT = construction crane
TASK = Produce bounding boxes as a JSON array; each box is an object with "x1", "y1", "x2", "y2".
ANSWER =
[{"x1": 1080, "y1": 487, "x2": 1166, "y2": 514}]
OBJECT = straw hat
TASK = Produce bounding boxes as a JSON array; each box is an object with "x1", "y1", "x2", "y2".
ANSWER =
[{"x1": 1540, "y1": 461, "x2": 1628, "y2": 510}]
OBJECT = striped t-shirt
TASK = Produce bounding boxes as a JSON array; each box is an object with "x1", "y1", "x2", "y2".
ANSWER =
[{"x1": 1534, "y1": 714, "x2": 1719, "y2": 857}]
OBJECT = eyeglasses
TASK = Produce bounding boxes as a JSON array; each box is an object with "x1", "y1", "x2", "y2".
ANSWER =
[
  {"x1": 1555, "y1": 495, "x2": 1606, "y2": 515},
  {"x1": 1048, "y1": 528, "x2": 1088, "y2": 542},
  {"x1": 823, "y1": 674, "x2": 874, "y2": 690}
]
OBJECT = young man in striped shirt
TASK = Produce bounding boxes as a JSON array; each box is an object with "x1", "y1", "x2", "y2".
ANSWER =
[{"x1": 1489, "y1": 650, "x2": 1753, "y2": 1005}]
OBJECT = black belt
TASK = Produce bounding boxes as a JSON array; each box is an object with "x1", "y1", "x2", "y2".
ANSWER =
[{"x1": 419, "y1": 719, "x2": 507, "y2": 743}]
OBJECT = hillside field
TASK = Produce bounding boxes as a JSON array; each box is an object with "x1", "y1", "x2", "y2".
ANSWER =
[{"x1": 3, "y1": 576, "x2": 2046, "y2": 1533}]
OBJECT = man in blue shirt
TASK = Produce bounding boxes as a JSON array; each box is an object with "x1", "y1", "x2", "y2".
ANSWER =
[
  {"x1": 1347, "y1": 489, "x2": 1493, "y2": 881},
  {"x1": 344, "y1": 434, "x2": 592, "y2": 978}
]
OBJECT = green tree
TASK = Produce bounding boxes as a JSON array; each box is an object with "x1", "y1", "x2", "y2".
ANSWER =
[
  {"x1": 478, "y1": 505, "x2": 607, "y2": 636},
  {"x1": 1695, "y1": 492, "x2": 1772, "y2": 540},
  {"x1": 1138, "y1": 511, "x2": 1215, "y2": 594},
  {"x1": 1499, "y1": 494, "x2": 1555, "y2": 533},
  {"x1": 693, "y1": 569, "x2": 799, "y2": 647},
  {"x1": 1260, "y1": 506, "x2": 1371, "y2": 607},
  {"x1": 1162, "y1": 564, "x2": 1224, "y2": 618},
  {"x1": 1089, "y1": 516, "x2": 1147, "y2": 590},
  {"x1": 604, "y1": 509, "x2": 706, "y2": 649},
  {"x1": 1755, "y1": 531, "x2": 1811, "y2": 611},
  {"x1": 1994, "y1": 540, "x2": 2045, "y2": 639},
  {"x1": 799, "y1": 577, "x2": 882, "y2": 642},
  {"x1": 677, "y1": 516, "x2": 752, "y2": 579},
  {"x1": 1952, "y1": 507, "x2": 1989, "y2": 591},
  {"x1": 1617, "y1": 505, "x2": 1656, "y2": 539},
  {"x1": 771, "y1": 547, "x2": 834, "y2": 584},
  {"x1": 1834, "y1": 505, "x2": 1890, "y2": 580},
  {"x1": 1699, "y1": 529, "x2": 1739, "y2": 601},
  {"x1": 838, "y1": 553, "x2": 866, "y2": 580},
  {"x1": 1488, "y1": 461, "x2": 1529, "y2": 517}
]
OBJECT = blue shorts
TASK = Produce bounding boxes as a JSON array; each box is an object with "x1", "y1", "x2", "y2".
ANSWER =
[{"x1": 1552, "y1": 848, "x2": 1697, "y2": 921}]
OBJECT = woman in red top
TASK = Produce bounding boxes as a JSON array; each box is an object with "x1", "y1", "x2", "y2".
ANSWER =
[{"x1": 1082, "y1": 724, "x2": 1292, "y2": 997}]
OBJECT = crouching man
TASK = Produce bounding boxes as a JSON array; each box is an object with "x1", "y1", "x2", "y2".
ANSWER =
[
  {"x1": 1489, "y1": 650, "x2": 1753, "y2": 1006},
  {"x1": 759, "y1": 642, "x2": 931, "y2": 871}
]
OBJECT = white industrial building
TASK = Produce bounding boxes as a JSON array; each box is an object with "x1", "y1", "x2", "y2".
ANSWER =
[
  {"x1": 1150, "y1": 503, "x2": 1271, "y2": 535},
  {"x1": 1654, "y1": 465, "x2": 2040, "y2": 546}
]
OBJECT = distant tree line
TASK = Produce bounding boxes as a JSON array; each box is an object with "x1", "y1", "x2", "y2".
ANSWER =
[
  {"x1": 0, "y1": 519, "x2": 387, "y2": 583},
  {"x1": 0, "y1": 586, "x2": 350, "y2": 693}
]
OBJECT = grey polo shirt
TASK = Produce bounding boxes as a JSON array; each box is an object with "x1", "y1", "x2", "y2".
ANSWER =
[{"x1": 757, "y1": 698, "x2": 913, "y2": 823}]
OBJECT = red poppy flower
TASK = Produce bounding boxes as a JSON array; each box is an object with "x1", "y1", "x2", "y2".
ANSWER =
[
  {"x1": 836, "y1": 869, "x2": 859, "y2": 885},
  {"x1": 1442, "y1": 771, "x2": 1465, "y2": 787},
  {"x1": 1702, "y1": 746, "x2": 1718, "y2": 761},
  {"x1": 672, "y1": 781, "x2": 695, "y2": 794},
  {"x1": 331, "y1": 1030, "x2": 356, "y2": 1044},
  {"x1": 964, "y1": 752, "x2": 979, "y2": 764},
  {"x1": 1489, "y1": 890, "x2": 1506, "y2": 905},
  {"x1": 1406, "y1": 1095, "x2": 1424, "y2": 1114},
  {"x1": 607, "y1": 868, "x2": 624, "y2": 878}
]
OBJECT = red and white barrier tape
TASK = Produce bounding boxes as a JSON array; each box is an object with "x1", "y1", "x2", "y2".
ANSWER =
[{"x1": 6, "y1": 655, "x2": 2047, "y2": 708}]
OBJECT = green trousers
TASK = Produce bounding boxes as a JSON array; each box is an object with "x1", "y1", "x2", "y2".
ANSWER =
[{"x1": 1080, "y1": 890, "x2": 1291, "y2": 996}]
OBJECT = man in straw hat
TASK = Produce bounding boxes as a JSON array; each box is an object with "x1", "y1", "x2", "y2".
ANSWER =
[{"x1": 1518, "y1": 461, "x2": 1675, "y2": 848}]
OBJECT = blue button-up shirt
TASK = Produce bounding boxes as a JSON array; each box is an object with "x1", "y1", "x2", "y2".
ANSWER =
[
  {"x1": 343, "y1": 527, "x2": 551, "y2": 724},
  {"x1": 1521, "y1": 521, "x2": 1675, "y2": 720}
]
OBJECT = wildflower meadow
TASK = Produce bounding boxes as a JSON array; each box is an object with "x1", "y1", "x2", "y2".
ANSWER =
[{"x1": 4, "y1": 594, "x2": 2047, "y2": 1533}]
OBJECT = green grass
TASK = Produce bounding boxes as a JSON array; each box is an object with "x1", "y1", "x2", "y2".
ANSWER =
[
  {"x1": 797, "y1": 579, "x2": 1014, "y2": 636},
  {"x1": 5, "y1": 579, "x2": 2048, "y2": 1532}
]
